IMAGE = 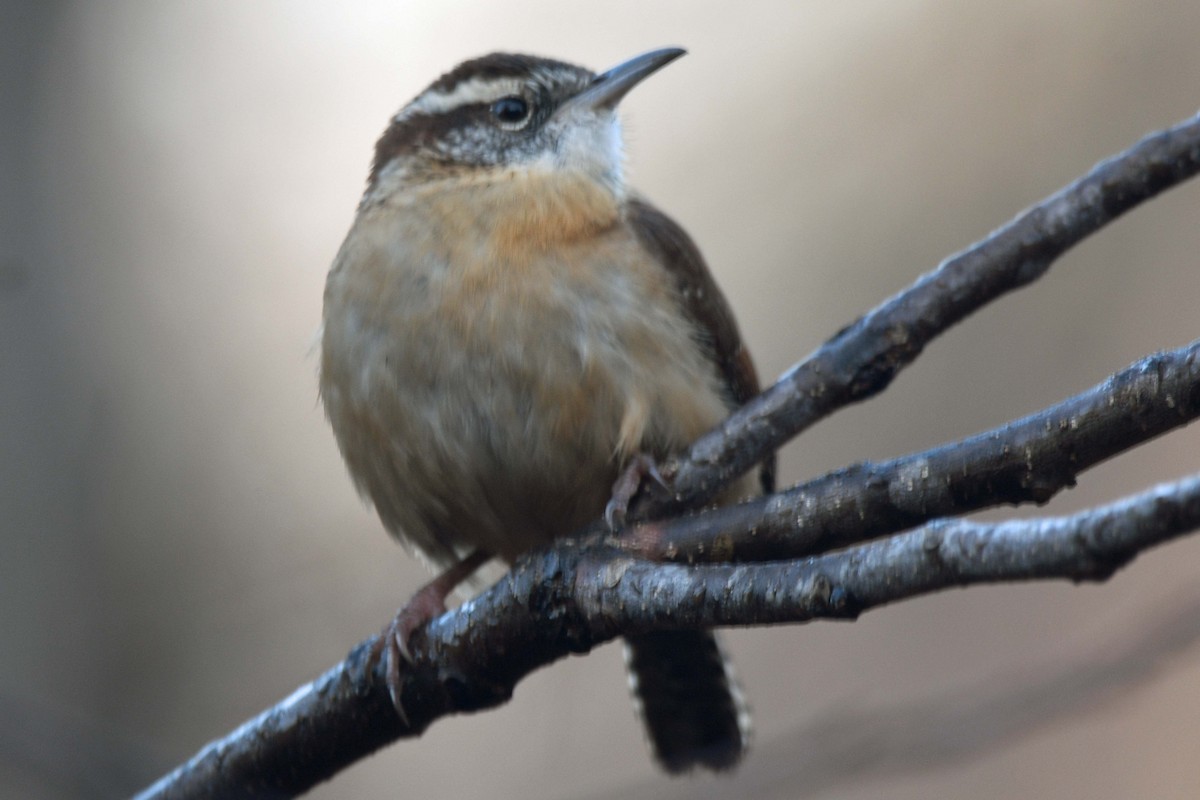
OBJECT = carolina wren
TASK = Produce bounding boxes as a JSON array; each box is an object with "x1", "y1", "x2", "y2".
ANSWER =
[{"x1": 320, "y1": 47, "x2": 773, "y2": 773}]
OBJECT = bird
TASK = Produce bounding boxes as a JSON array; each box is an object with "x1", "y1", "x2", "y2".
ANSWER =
[{"x1": 320, "y1": 47, "x2": 774, "y2": 773}]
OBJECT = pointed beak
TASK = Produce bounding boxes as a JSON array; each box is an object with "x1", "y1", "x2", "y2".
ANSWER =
[{"x1": 560, "y1": 47, "x2": 687, "y2": 114}]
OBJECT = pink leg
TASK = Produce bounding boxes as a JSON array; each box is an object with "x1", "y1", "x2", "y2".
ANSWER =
[
  {"x1": 604, "y1": 453, "x2": 668, "y2": 530},
  {"x1": 371, "y1": 549, "x2": 491, "y2": 721}
]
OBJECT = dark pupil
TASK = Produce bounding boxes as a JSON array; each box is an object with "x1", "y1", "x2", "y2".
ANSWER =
[{"x1": 492, "y1": 96, "x2": 529, "y2": 123}]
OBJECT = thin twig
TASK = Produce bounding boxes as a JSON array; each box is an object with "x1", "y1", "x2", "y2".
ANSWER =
[
  {"x1": 650, "y1": 110, "x2": 1200, "y2": 515},
  {"x1": 620, "y1": 338, "x2": 1200, "y2": 562},
  {"x1": 589, "y1": 474, "x2": 1200, "y2": 630}
]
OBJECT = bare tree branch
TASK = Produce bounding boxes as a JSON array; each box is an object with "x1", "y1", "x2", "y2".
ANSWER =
[
  {"x1": 596, "y1": 473, "x2": 1200, "y2": 629},
  {"x1": 650, "y1": 109, "x2": 1200, "y2": 515},
  {"x1": 620, "y1": 337, "x2": 1200, "y2": 563},
  {"x1": 135, "y1": 111, "x2": 1200, "y2": 799},
  {"x1": 139, "y1": 472, "x2": 1200, "y2": 799}
]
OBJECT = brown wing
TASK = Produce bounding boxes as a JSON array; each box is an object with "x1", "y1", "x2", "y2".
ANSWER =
[{"x1": 625, "y1": 196, "x2": 776, "y2": 494}]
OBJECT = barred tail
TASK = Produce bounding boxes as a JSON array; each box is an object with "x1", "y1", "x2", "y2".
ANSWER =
[{"x1": 623, "y1": 630, "x2": 750, "y2": 773}]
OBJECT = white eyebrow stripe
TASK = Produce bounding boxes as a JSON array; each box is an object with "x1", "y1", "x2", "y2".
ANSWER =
[{"x1": 397, "y1": 77, "x2": 525, "y2": 120}]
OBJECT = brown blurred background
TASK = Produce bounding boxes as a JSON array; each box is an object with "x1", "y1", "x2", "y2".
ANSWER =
[{"x1": 3, "y1": 2, "x2": 1200, "y2": 798}]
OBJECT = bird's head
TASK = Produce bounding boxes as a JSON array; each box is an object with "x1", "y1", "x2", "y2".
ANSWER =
[{"x1": 363, "y1": 48, "x2": 686, "y2": 206}]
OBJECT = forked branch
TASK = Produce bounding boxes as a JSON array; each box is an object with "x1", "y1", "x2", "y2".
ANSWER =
[{"x1": 136, "y1": 110, "x2": 1200, "y2": 800}]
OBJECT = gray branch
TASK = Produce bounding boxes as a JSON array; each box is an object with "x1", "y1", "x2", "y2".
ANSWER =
[
  {"x1": 617, "y1": 338, "x2": 1200, "y2": 563},
  {"x1": 589, "y1": 473, "x2": 1200, "y2": 630},
  {"x1": 648, "y1": 109, "x2": 1200, "y2": 516},
  {"x1": 135, "y1": 110, "x2": 1200, "y2": 799},
  {"x1": 138, "y1": 472, "x2": 1200, "y2": 800}
]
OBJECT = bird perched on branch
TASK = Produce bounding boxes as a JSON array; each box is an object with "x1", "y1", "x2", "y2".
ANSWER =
[{"x1": 320, "y1": 47, "x2": 773, "y2": 772}]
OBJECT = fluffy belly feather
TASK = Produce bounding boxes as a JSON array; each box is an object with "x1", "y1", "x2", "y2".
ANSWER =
[{"x1": 321, "y1": 179, "x2": 730, "y2": 568}]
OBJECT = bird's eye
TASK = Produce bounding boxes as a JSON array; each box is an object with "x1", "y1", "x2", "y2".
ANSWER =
[{"x1": 491, "y1": 96, "x2": 530, "y2": 125}]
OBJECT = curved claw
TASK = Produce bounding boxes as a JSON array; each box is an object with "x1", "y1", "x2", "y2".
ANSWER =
[
  {"x1": 606, "y1": 454, "x2": 669, "y2": 531},
  {"x1": 385, "y1": 632, "x2": 410, "y2": 726},
  {"x1": 369, "y1": 549, "x2": 492, "y2": 724},
  {"x1": 378, "y1": 594, "x2": 446, "y2": 725},
  {"x1": 604, "y1": 497, "x2": 625, "y2": 530}
]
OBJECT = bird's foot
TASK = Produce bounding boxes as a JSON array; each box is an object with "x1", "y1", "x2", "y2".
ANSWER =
[
  {"x1": 605, "y1": 453, "x2": 669, "y2": 530},
  {"x1": 367, "y1": 549, "x2": 491, "y2": 724}
]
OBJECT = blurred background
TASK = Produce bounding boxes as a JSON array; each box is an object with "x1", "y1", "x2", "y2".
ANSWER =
[{"x1": 3, "y1": 1, "x2": 1200, "y2": 798}]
